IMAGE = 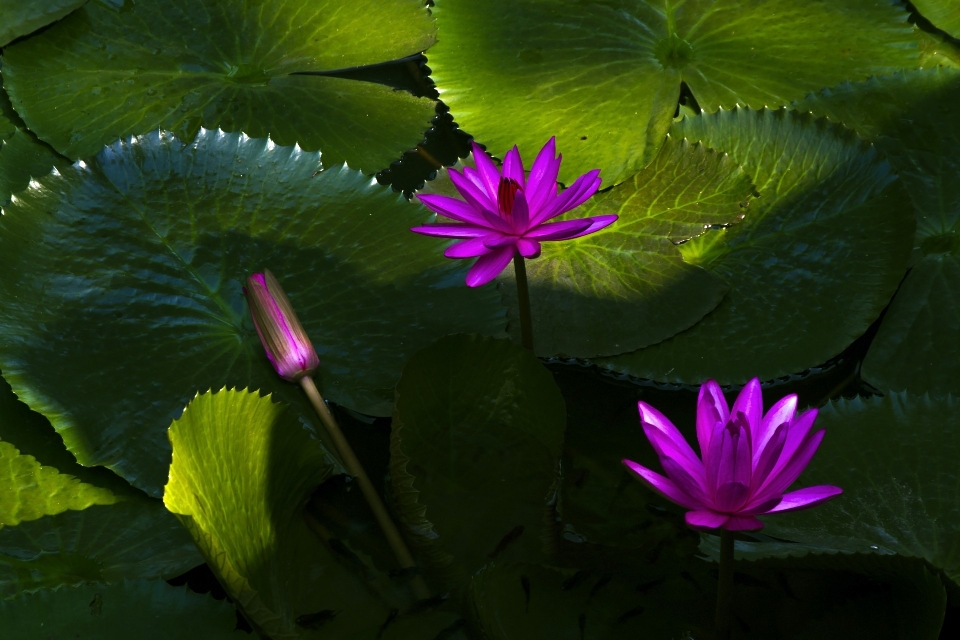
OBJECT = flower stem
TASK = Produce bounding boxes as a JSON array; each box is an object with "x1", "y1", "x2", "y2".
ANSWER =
[
  {"x1": 715, "y1": 528, "x2": 735, "y2": 640},
  {"x1": 513, "y1": 252, "x2": 534, "y2": 351},
  {"x1": 299, "y1": 375, "x2": 429, "y2": 600}
]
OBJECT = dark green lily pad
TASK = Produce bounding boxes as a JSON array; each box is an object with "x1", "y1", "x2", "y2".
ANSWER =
[
  {"x1": 794, "y1": 68, "x2": 960, "y2": 394},
  {"x1": 0, "y1": 0, "x2": 86, "y2": 47},
  {"x1": 2, "y1": 0, "x2": 437, "y2": 173},
  {"x1": 734, "y1": 394, "x2": 960, "y2": 589},
  {"x1": 429, "y1": 0, "x2": 919, "y2": 185},
  {"x1": 390, "y1": 335, "x2": 566, "y2": 584},
  {"x1": 0, "y1": 499, "x2": 203, "y2": 599},
  {"x1": 0, "y1": 129, "x2": 504, "y2": 496},
  {"x1": 913, "y1": 0, "x2": 960, "y2": 39},
  {"x1": 597, "y1": 108, "x2": 914, "y2": 385},
  {"x1": 0, "y1": 579, "x2": 241, "y2": 638}
]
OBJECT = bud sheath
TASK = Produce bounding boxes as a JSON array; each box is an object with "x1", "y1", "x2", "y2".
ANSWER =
[{"x1": 244, "y1": 270, "x2": 319, "y2": 381}]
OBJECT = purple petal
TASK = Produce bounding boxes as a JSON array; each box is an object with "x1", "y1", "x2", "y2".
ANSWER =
[
  {"x1": 552, "y1": 214, "x2": 617, "y2": 240},
  {"x1": 532, "y1": 169, "x2": 601, "y2": 224},
  {"x1": 756, "y1": 429, "x2": 826, "y2": 500},
  {"x1": 723, "y1": 515, "x2": 765, "y2": 531},
  {"x1": 517, "y1": 238, "x2": 541, "y2": 258},
  {"x1": 753, "y1": 394, "x2": 797, "y2": 466},
  {"x1": 740, "y1": 494, "x2": 783, "y2": 516},
  {"x1": 713, "y1": 420, "x2": 752, "y2": 511},
  {"x1": 416, "y1": 193, "x2": 487, "y2": 225},
  {"x1": 481, "y1": 209, "x2": 517, "y2": 234},
  {"x1": 624, "y1": 459, "x2": 703, "y2": 510},
  {"x1": 502, "y1": 146, "x2": 525, "y2": 187},
  {"x1": 661, "y1": 456, "x2": 711, "y2": 505},
  {"x1": 637, "y1": 401, "x2": 705, "y2": 480},
  {"x1": 471, "y1": 142, "x2": 502, "y2": 201},
  {"x1": 752, "y1": 423, "x2": 787, "y2": 485},
  {"x1": 526, "y1": 138, "x2": 560, "y2": 213},
  {"x1": 685, "y1": 510, "x2": 729, "y2": 530},
  {"x1": 511, "y1": 190, "x2": 530, "y2": 231},
  {"x1": 714, "y1": 481, "x2": 750, "y2": 512},
  {"x1": 449, "y1": 168, "x2": 496, "y2": 213},
  {"x1": 696, "y1": 380, "x2": 729, "y2": 456},
  {"x1": 465, "y1": 246, "x2": 515, "y2": 287},
  {"x1": 730, "y1": 378, "x2": 763, "y2": 444},
  {"x1": 445, "y1": 237, "x2": 497, "y2": 258},
  {"x1": 764, "y1": 485, "x2": 842, "y2": 514},
  {"x1": 756, "y1": 409, "x2": 819, "y2": 495},
  {"x1": 483, "y1": 234, "x2": 519, "y2": 249},
  {"x1": 522, "y1": 218, "x2": 593, "y2": 241},
  {"x1": 410, "y1": 223, "x2": 490, "y2": 239}
]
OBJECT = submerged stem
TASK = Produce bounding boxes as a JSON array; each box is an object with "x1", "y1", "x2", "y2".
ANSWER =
[
  {"x1": 513, "y1": 252, "x2": 534, "y2": 351},
  {"x1": 299, "y1": 375, "x2": 429, "y2": 599},
  {"x1": 715, "y1": 528, "x2": 735, "y2": 640}
]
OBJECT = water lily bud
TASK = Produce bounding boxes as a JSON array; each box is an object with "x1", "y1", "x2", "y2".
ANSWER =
[{"x1": 244, "y1": 270, "x2": 319, "y2": 381}]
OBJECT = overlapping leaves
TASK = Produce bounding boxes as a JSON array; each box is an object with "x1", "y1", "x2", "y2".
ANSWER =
[
  {"x1": 2, "y1": 0, "x2": 437, "y2": 172},
  {"x1": 0, "y1": 128, "x2": 504, "y2": 495}
]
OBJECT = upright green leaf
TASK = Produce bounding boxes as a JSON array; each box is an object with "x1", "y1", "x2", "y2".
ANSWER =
[
  {"x1": 0, "y1": 0, "x2": 86, "y2": 47},
  {"x1": 391, "y1": 335, "x2": 566, "y2": 583},
  {"x1": 0, "y1": 579, "x2": 241, "y2": 639},
  {"x1": 0, "y1": 129, "x2": 504, "y2": 495},
  {"x1": 0, "y1": 500, "x2": 203, "y2": 599},
  {"x1": 794, "y1": 68, "x2": 960, "y2": 394},
  {"x1": 913, "y1": 0, "x2": 960, "y2": 39},
  {"x1": 598, "y1": 108, "x2": 913, "y2": 385},
  {"x1": 429, "y1": 0, "x2": 919, "y2": 185},
  {"x1": 2, "y1": 0, "x2": 437, "y2": 172}
]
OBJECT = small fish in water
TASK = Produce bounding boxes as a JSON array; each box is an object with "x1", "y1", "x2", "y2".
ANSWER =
[
  {"x1": 588, "y1": 574, "x2": 612, "y2": 600},
  {"x1": 520, "y1": 574, "x2": 531, "y2": 611},
  {"x1": 616, "y1": 605, "x2": 644, "y2": 625},
  {"x1": 578, "y1": 613, "x2": 586, "y2": 639},
  {"x1": 561, "y1": 570, "x2": 588, "y2": 591},
  {"x1": 296, "y1": 610, "x2": 337, "y2": 629},
  {"x1": 433, "y1": 618, "x2": 467, "y2": 640},
  {"x1": 405, "y1": 593, "x2": 449, "y2": 615},
  {"x1": 89, "y1": 593, "x2": 102, "y2": 616},
  {"x1": 388, "y1": 566, "x2": 421, "y2": 580},
  {"x1": 488, "y1": 525, "x2": 524, "y2": 559},
  {"x1": 375, "y1": 608, "x2": 399, "y2": 639},
  {"x1": 636, "y1": 576, "x2": 665, "y2": 593}
]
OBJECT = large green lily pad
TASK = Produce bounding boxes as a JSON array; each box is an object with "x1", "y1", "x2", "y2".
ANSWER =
[
  {"x1": 390, "y1": 334, "x2": 566, "y2": 584},
  {"x1": 597, "y1": 108, "x2": 914, "y2": 385},
  {"x1": 0, "y1": 0, "x2": 86, "y2": 47},
  {"x1": 429, "y1": 0, "x2": 919, "y2": 185},
  {"x1": 913, "y1": 0, "x2": 960, "y2": 39},
  {"x1": 2, "y1": 0, "x2": 437, "y2": 173},
  {"x1": 0, "y1": 499, "x2": 203, "y2": 599},
  {"x1": 744, "y1": 394, "x2": 960, "y2": 589},
  {"x1": 0, "y1": 128, "x2": 504, "y2": 496},
  {"x1": 0, "y1": 579, "x2": 241, "y2": 638},
  {"x1": 794, "y1": 68, "x2": 960, "y2": 394},
  {"x1": 164, "y1": 388, "x2": 443, "y2": 639}
]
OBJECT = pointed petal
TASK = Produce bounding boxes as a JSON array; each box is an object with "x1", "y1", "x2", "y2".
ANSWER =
[
  {"x1": 483, "y1": 234, "x2": 519, "y2": 249},
  {"x1": 661, "y1": 456, "x2": 710, "y2": 506},
  {"x1": 637, "y1": 401, "x2": 705, "y2": 480},
  {"x1": 697, "y1": 380, "x2": 729, "y2": 457},
  {"x1": 722, "y1": 515, "x2": 765, "y2": 531},
  {"x1": 714, "y1": 481, "x2": 750, "y2": 512},
  {"x1": 756, "y1": 408, "x2": 819, "y2": 495},
  {"x1": 410, "y1": 223, "x2": 490, "y2": 238},
  {"x1": 740, "y1": 494, "x2": 783, "y2": 516},
  {"x1": 523, "y1": 218, "x2": 593, "y2": 240},
  {"x1": 517, "y1": 238, "x2": 541, "y2": 258},
  {"x1": 481, "y1": 209, "x2": 517, "y2": 234},
  {"x1": 416, "y1": 193, "x2": 487, "y2": 225},
  {"x1": 685, "y1": 510, "x2": 729, "y2": 530},
  {"x1": 752, "y1": 423, "x2": 787, "y2": 486},
  {"x1": 471, "y1": 142, "x2": 502, "y2": 200},
  {"x1": 548, "y1": 214, "x2": 617, "y2": 240},
  {"x1": 757, "y1": 429, "x2": 827, "y2": 500},
  {"x1": 623, "y1": 459, "x2": 703, "y2": 510},
  {"x1": 502, "y1": 146, "x2": 525, "y2": 187},
  {"x1": 764, "y1": 485, "x2": 842, "y2": 514},
  {"x1": 465, "y1": 246, "x2": 515, "y2": 287},
  {"x1": 449, "y1": 168, "x2": 496, "y2": 213},
  {"x1": 526, "y1": 138, "x2": 559, "y2": 212},
  {"x1": 532, "y1": 169, "x2": 601, "y2": 224},
  {"x1": 712, "y1": 421, "x2": 752, "y2": 511},
  {"x1": 445, "y1": 237, "x2": 497, "y2": 258},
  {"x1": 753, "y1": 394, "x2": 797, "y2": 466},
  {"x1": 512, "y1": 191, "x2": 530, "y2": 231},
  {"x1": 730, "y1": 378, "x2": 763, "y2": 444}
]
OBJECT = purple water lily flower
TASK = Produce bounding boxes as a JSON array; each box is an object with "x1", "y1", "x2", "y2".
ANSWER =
[
  {"x1": 623, "y1": 379, "x2": 842, "y2": 531},
  {"x1": 411, "y1": 138, "x2": 618, "y2": 287},
  {"x1": 244, "y1": 270, "x2": 319, "y2": 382}
]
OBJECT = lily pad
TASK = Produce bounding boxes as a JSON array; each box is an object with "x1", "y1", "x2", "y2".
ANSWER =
[
  {"x1": 428, "y1": 0, "x2": 919, "y2": 185},
  {"x1": 597, "y1": 108, "x2": 914, "y2": 385},
  {"x1": 0, "y1": 499, "x2": 203, "y2": 599},
  {"x1": 390, "y1": 334, "x2": 566, "y2": 583},
  {"x1": 793, "y1": 68, "x2": 960, "y2": 394},
  {"x1": 0, "y1": 0, "x2": 86, "y2": 47},
  {"x1": 749, "y1": 394, "x2": 960, "y2": 589},
  {"x1": 0, "y1": 579, "x2": 241, "y2": 638},
  {"x1": 0, "y1": 128, "x2": 504, "y2": 495},
  {"x1": 913, "y1": 0, "x2": 960, "y2": 39},
  {"x1": 2, "y1": 0, "x2": 438, "y2": 173}
]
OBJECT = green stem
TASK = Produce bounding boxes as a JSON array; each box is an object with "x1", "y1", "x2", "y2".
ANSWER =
[
  {"x1": 513, "y1": 252, "x2": 534, "y2": 351},
  {"x1": 715, "y1": 528, "x2": 735, "y2": 640}
]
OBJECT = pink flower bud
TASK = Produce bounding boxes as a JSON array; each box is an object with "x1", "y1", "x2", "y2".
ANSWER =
[{"x1": 244, "y1": 270, "x2": 319, "y2": 381}]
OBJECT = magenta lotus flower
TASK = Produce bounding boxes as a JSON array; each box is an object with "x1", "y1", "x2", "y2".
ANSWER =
[
  {"x1": 244, "y1": 270, "x2": 319, "y2": 381},
  {"x1": 411, "y1": 138, "x2": 618, "y2": 287},
  {"x1": 623, "y1": 379, "x2": 842, "y2": 531}
]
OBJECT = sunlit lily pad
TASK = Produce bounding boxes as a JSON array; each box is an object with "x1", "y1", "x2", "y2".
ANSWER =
[
  {"x1": 744, "y1": 394, "x2": 960, "y2": 589},
  {"x1": 390, "y1": 334, "x2": 566, "y2": 584},
  {"x1": 0, "y1": 0, "x2": 85, "y2": 47},
  {"x1": 0, "y1": 579, "x2": 241, "y2": 638},
  {"x1": 597, "y1": 108, "x2": 914, "y2": 385},
  {"x1": 913, "y1": 0, "x2": 960, "y2": 39},
  {"x1": 0, "y1": 499, "x2": 203, "y2": 599},
  {"x1": 2, "y1": 0, "x2": 437, "y2": 173},
  {"x1": 429, "y1": 0, "x2": 919, "y2": 185},
  {"x1": 0, "y1": 128, "x2": 504, "y2": 495},
  {"x1": 794, "y1": 68, "x2": 960, "y2": 394},
  {"x1": 0, "y1": 78, "x2": 65, "y2": 205}
]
